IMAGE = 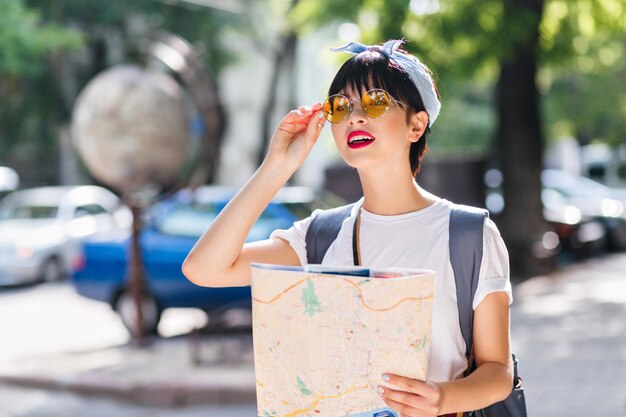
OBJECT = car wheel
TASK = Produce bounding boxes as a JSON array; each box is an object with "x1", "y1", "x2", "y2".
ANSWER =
[
  {"x1": 604, "y1": 219, "x2": 626, "y2": 251},
  {"x1": 41, "y1": 257, "x2": 64, "y2": 282},
  {"x1": 115, "y1": 290, "x2": 161, "y2": 337}
]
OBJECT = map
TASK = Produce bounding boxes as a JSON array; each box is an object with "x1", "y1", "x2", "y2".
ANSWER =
[{"x1": 251, "y1": 264, "x2": 435, "y2": 417}]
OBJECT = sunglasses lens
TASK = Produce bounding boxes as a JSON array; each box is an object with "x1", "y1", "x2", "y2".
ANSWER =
[
  {"x1": 323, "y1": 95, "x2": 350, "y2": 123},
  {"x1": 362, "y1": 89, "x2": 391, "y2": 119}
]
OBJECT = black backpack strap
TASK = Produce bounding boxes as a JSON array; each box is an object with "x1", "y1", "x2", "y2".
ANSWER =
[
  {"x1": 449, "y1": 204, "x2": 489, "y2": 360},
  {"x1": 305, "y1": 203, "x2": 356, "y2": 264}
]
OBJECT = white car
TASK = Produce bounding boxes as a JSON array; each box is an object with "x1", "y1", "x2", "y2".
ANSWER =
[
  {"x1": 0, "y1": 166, "x2": 19, "y2": 200},
  {"x1": 0, "y1": 185, "x2": 130, "y2": 285}
]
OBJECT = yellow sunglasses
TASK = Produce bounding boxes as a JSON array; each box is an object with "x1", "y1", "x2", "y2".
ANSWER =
[{"x1": 322, "y1": 89, "x2": 406, "y2": 124}]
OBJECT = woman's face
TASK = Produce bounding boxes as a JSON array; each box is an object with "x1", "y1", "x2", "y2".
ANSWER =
[{"x1": 330, "y1": 86, "x2": 419, "y2": 173}]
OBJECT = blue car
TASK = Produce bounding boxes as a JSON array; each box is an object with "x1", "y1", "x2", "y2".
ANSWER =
[{"x1": 71, "y1": 186, "x2": 300, "y2": 336}]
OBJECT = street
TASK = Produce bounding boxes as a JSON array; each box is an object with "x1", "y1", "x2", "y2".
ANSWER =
[
  {"x1": 0, "y1": 283, "x2": 128, "y2": 365},
  {"x1": 0, "y1": 282, "x2": 209, "y2": 364},
  {"x1": 1, "y1": 254, "x2": 626, "y2": 417},
  {"x1": 0, "y1": 384, "x2": 257, "y2": 417}
]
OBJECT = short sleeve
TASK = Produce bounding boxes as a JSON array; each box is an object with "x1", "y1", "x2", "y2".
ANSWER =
[
  {"x1": 269, "y1": 211, "x2": 318, "y2": 266},
  {"x1": 472, "y1": 218, "x2": 512, "y2": 310}
]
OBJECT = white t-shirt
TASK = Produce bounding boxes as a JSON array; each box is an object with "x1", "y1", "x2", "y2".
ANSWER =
[{"x1": 269, "y1": 197, "x2": 511, "y2": 383}]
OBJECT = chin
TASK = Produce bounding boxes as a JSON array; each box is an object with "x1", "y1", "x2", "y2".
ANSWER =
[{"x1": 340, "y1": 155, "x2": 379, "y2": 172}]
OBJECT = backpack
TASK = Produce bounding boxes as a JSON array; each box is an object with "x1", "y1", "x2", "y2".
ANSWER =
[{"x1": 304, "y1": 203, "x2": 527, "y2": 417}]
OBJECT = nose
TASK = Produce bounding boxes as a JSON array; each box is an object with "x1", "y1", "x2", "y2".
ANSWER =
[{"x1": 347, "y1": 101, "x2": 368, "y2": 125}]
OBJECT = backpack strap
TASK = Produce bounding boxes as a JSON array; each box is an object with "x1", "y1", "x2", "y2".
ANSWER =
[
  {"x1": 305, "y1": 203, "x2": 355, "y2": 264},
  {"x1": 449, "y1": 204, "x2": 489, "y2": 361}
]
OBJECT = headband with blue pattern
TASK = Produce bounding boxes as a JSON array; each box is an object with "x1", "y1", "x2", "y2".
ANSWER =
[{"x1": 330, "y1": 39, "x2": 440, "y2": 127}]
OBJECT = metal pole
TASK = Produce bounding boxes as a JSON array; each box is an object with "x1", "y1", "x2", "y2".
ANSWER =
[{"x1": 128, "y1": 199, "x2": 147, "y2": 343}]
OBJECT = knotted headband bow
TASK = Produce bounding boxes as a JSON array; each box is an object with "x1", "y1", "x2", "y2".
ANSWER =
[{"x1": 330, "y1": 39, "x2": 441, "y2": 127}]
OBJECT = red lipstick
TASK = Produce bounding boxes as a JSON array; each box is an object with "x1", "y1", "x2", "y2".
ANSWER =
[{"x1": 347, "y1": 130, "x2": 375, "y2": 149}]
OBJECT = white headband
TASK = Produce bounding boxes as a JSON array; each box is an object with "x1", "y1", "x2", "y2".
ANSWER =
[{"x1": 330, "y1": 39, "x2": 441, "y2": 127}]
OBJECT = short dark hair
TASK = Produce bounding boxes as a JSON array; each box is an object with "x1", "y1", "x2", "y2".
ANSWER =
[{"x1": 328, "y1": 46, "x2": 438, "y2": 177}]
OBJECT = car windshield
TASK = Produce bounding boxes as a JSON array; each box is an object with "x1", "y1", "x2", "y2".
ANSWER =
[
  {"x1": 156, "y1": 202, "x2": 289, "y2": 239},
  {"x1": 156, "y1": 203, "x2": 218, "y2": 237},
  {"x1": 543, "y1": 170, "x2": 611, "y2": 199},
  {"x1": 0, "y1": 205, "x2": 59, "y2": 220}
]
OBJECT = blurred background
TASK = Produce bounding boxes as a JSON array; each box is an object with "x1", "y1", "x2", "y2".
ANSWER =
[{"x1": 0, "y1": 0, "x2": 625, "y2": 416}]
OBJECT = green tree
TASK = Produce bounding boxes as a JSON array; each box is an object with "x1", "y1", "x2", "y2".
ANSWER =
[
  {"x1": 0, "y1": 0, "x2": 82, "y2": 161},
  {"x1": 1, "y1": 0, "x2": 250, "y2": 183}
]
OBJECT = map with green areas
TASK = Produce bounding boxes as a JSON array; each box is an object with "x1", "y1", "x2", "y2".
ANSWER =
[{"x1": 251, "y1": 265, "x2": 435, "y2": 417}]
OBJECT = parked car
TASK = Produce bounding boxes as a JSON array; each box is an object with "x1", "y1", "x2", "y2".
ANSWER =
[
  {"x1": 71, "y1": 186, "x2": 342, "y2": 336},
  {"x1": 0, "y1": 166, "x2": 19, "y2": 201},
  {"x1": 580, "y1": 143, "x2": 626, "y2": 189},
  {"x1": 542, "y1": 169, "x2": 626, "y2": 251},
  {"x1": 484, "y1": 168, "x2": 609, "y2": 260},
  {"x1": 0, "y1": 185, "x2": 129, "y2": 286},
  {"x1": 541, "y1": 188, "x2": 607, "y2": 259}
]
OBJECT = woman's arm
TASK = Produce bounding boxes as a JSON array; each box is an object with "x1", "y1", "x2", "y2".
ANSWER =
[
  {"x1": 182, "y1": 103, "x2": 325, "y2": 287},
  {"x1": 378, "y1": 291, "x2": 513, "y2": 416},
  {"x1": 437, "y1": 291, "x2": 513, "y2": 412}
]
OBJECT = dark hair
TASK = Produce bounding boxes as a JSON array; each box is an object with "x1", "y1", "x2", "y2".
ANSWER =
[{"x1": 328, "y1": 46, "x2": 438, "y2": 177}]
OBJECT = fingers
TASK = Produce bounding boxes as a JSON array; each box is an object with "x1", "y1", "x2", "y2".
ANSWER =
[
  {"x1": 379, "y1": 397, "x2": 421, "y2": 417},
  {"x1": 297, "y1": 105, "x2": 313, "y2": 116},
  {"x1": 291, "y1": 104, "x2": 317, "y2": 119},
  {"x1": 377, "y1": 374, "x2": 441, "y2": 416},
  {"x1": 281, "y1": 103, "x2": 325, "y2": 135},
  {"x1": 304, "y1": 109, "x2": 325, "y2": 143},
  {"x1": 291, "y1": 103, "x2": 322, "y2": 121},
  {"x1": 382, "y1": 374, "x2": 437, "y2": 397},
  {"x1": 306, "y1": 102, "x2": 325, "y2": 131},
  {"x1": 311, "y1": 102, "x2": 323, "y2": 112},
  {"x1": 378, "y1": 386, "x2": 437, "y2": 416}
]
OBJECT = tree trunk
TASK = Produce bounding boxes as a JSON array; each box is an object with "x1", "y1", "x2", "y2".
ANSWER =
[
  {"x1": 257, "y1": 0, "x2": 300, "y2": 168},
  {"x1": 496, "y1": 0, "x2": 549, "y2": 278},
  {"x1": 257, "y1": 32, "x2": 298, "y2": 168}
]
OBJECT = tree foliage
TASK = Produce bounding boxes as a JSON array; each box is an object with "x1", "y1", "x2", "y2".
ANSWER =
[
  {"x1": 0, "y1": 0, "x2": 249, "y2": 173},
  {"x1": 289, "y1": 0, "x2": 626, "y2": 152},
  {"x1": 0, "y1": 0, "x2": 83, "y2": 163},
  {"x1": 0, "y1": 0, "x2": 82, "y2": 77}
]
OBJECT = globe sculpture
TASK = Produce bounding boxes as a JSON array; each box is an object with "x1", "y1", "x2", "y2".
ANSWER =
[
  {"x1": 71, "y1": 64, "x2": 204, "y2": 341},
  {"x1": 71, "y1": 65, "x2": 198, "y2": 194}
]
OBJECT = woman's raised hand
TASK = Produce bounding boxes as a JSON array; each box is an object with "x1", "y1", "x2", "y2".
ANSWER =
[{"x1": 264, "y1": 103, "x2": 326, "y2": 173}]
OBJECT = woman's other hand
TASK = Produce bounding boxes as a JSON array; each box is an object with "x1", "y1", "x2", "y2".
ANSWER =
[
  {"x1": 377, "y1": 373, "x2": 442, "y2": 417},
  {"x1": 265, "y1": 103, "x2": 325, "y2": 173}
]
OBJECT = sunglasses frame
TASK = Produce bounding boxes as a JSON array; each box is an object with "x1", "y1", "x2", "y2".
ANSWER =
[{"x1": 322, "y1": 88, "x2": 408, "y2": 124}]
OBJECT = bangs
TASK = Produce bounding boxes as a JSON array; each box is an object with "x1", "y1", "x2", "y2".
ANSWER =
[{"x1": 328, "y1": 50, "x2": 426, "y2": 113}]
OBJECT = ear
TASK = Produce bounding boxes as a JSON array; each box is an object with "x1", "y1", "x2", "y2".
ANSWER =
[{"x1": 408, "y1": 111, "x2": 429, "y2": 143}]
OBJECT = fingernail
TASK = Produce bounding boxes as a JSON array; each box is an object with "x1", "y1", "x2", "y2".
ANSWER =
[
  {"x1": 382, "y1": 374, "x2": 390, "y2": 382},
  {"x1": 318, "y1": 112, "x2": 324, "y2": 119},
  {"x1": 377, "y1": 386, "x2": 384, "y2": 396}
]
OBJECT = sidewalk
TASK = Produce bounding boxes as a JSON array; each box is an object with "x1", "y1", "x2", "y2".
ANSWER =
[
  {"x1": 1, "y1": 254, "x2": 625, "y2": 415},
  {"x1": 510, "y1": 253, "x2": 626, "y2": 417},
  {"x1": 0, "y1": 330, "x2": 257, "y2": 407}
]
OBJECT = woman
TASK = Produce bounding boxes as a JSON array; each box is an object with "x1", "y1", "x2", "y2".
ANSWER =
[{"x1": 182, "y1": 40, "x2": 513, "y2": 416}]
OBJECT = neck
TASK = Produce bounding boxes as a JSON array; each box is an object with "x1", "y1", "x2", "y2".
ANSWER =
[{"x1": 357, "y1": 164, "x2": 436, "y2": 215}]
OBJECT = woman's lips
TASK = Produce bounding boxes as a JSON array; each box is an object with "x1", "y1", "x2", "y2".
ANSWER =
[{"x1": 347, "y1": 130, "x2": 375, "y2": 149}]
